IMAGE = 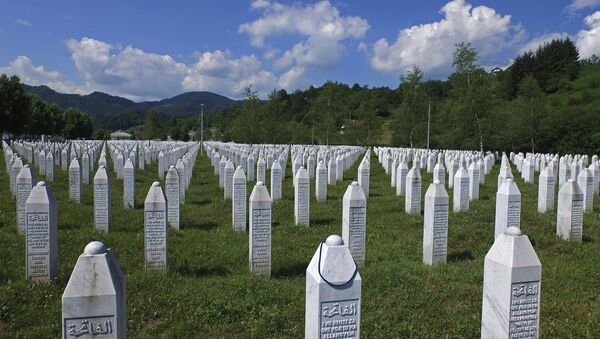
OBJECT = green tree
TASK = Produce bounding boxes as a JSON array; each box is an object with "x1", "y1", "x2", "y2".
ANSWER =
[
  {"x1": 29, "y1": 95, "x2": 63, "y2": 135},
  {"x1": 142, "y1": 109, "x2": 164, "y2": 140},
  {"x1": 0, "y1": 74, "x2": 31, "y2": 134},
  {"x1": 229, "y1": 86, "x2": 264, "y2": 144},
  {"x1": 448, "y1": 42, "x2": 492, "y2": 151},
  {"x1": 63, "y1": 108, "x2": 93, "y2": 139},
  {"x1": 517, "y1": 75, "x2": 545, "y2": 153},
  {"x1": 393, "y1": 65, "x2": 428, "y2": 147}
]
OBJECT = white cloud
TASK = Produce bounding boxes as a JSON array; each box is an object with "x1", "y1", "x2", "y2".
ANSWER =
[
  {"x1": 239, "y1": 0, "x2": 369, "y2": 69},
  {"x1": 367, "y1": 0, "x2": 523, "y2": 77},
  {"x1": 278, "y1": 65, "x2": 308, "y2": 90},
  {"x1": 567, "y1": 0, "x2": 600, "y2": 12},
  {"x1": 65, "y1": 37, "x2": 187, "y2": 101},
  {"x1": 576, "y1": 11, "x2": 600, "y2": 58},
  {"x1": 520, "y1": 32, "x2": 571, "y2": 54},
  {"x1": 182, "y1": 50, "x2": 278, "y2": 98},
  {"x1": 0, "y1": 55, "x2": 80, "y2": 94},
  {"x1": 14, "y1": 19, "x2": 32, "y2": 27}
]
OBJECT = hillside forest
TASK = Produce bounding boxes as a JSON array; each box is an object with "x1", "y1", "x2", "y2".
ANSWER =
[{"x1": 1, "y1": 39, "x2": 599, "y2": 155}]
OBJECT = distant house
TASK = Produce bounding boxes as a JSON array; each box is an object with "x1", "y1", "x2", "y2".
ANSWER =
[
  {"x1": 110, "y1": 130, "x2": 132, "y2": 140},
  {"x1": 490, "y1": 67, "x2": 504, "y2": 75}
]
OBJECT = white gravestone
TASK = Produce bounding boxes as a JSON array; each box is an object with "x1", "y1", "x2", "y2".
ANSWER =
[
  {"x1": 468, "y1": 161, "x2": 479, "y2": 201},
  {"x1": 176, "y1": 159, "x2": 186, "y2": 204},
  {"x1": 11, "y1": 157, "x2": 23, "y2": 197},
  {"x1": 256, "y1": 156, "x2": 266, "y2": 183},
  {"x1": 232, "y1": 166, "x2": 247, "y2": 231},
  {"x1": 295, "y1": 167, "x2": 310, "y2": 226},
  {"x1": 123, "y1": 158, "x2": 135, "y2": 209},
  {"x1": 115, "y1": 153, "x2": 124, "y2": 180},
  {"x1": 423, "y1": 180, "x2": 449, "y2": 266},
  {"x1": 453, "y1": 164, "x2": 470, "y2": 213},
  {"x1": 328, "y1": 157, "x2": 337, "y2": 185},
  {"x1": 495, "y1": 178, "x2": 521, "y2": 240},
  {"x1": 62, "y1": 241, "x2": 127, "y2": 339},
  {"x1": 481, "y1": 227, "x2": 541, "y2": 339},
  {"x1": 45, "y1": 151, "x2": 55, "y2": 182},
  {"x1": 270, "y1": 160, "x2": 282, "y2": 201},
  {"x1": 305, "y1": 235, "x2": 361, "y2": 339},
  {"x1": 144, "y1": 181, "x2": 168, "y2": 271},
  {"x1": 17, "y1": 165, "x2": 36, "y2": 235},
  {"x1": 82, "y1": 151, "x2": 90, "y2": 185},
  {"x1": 433, "y1": 157, "x2": 445, "y2": 187},
  {"x1": 537, "y1": 167, "x2": 555, "y2": 213},
  {"x1": 342, "y1": 181, "x2": 367, "y2": 266},
  {"x1": 39, "y1": 150, "x2": 46, "y2": 175},
  {"x1": 316, "y1": 160, "x2": 328, "y2": 202},
  {"x1": 247, "y1": 154, "x2": 255, "y2": 182},
  {"x1": 249, "y1": 181, "x2": 271, "y2": 276},
  {"x1": 94, "y1": 165, "x2": 111, "y2": 232},
  {"x1": 69, "y1": 158, "x2": 82, "y2": 204},
  {"x1": 158, "y1": 151, "x2": 165, "y2": 179},
  {"x1": 219, "y1": 156, "x2": 227, "y2": 188},
  {"x1": 556, "y1": 179, "x2": 583, "y2": 242},
  {"x1": 357, "y1": 159, "x2": 370, "y2": 197},
  {"x1": 224, "y1": 159, "x2": 235, "y2": 199},
  {"x1": 165, "y1": 166, "x2": 180, "y2": 230},
  {"x1": 405, "y1": 163, "x2": 421, "y2": 214},
  {"x1": 26, "y1": 181, "x2": 58, "y2": 282},
  {"x1": 577, "y1": 168, "x2": 594, "y2": 213},
  {"x1": 396, "y1": 161, "x2": 408, "y2": 197}
]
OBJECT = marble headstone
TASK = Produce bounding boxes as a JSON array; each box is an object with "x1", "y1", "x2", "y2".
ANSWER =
[
  {"x1": 144, "y1": 182, "x2": 168, "y2": 270},
  {"x1": 26, "y1": 181, "x2": 58, "y2": 282},
  {"x1": 94, "y1": 165, "x2": 111, "y2": 232},
  {"x1": 423, "y1": 180, "x2": 449, "y2": 266},
  {"x1": 305, "y1": 235, "x2": 361, "y2": 339},
  {"x1": 249, "y1": 181, "x2": 271, "y2": 276},
  {"x1": 62, "y1": 241, "x2": 127, "y2": 338},
  {"x1": 481, "y1": 227, "x2": 541, "y2": 338},
  {"x1": 165, "y1": 166, "x2": 180, "y2": 230},
  {"x1": 342, "y1": 181, "x2": 367, "y2": 266}
]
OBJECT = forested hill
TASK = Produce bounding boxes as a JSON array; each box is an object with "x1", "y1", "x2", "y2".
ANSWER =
[{"x1": 23, "y1": 85, "x2": 240, "y2": 130}]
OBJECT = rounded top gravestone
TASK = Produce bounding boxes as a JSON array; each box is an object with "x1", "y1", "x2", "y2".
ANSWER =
[
  {"x1": 84, "y1": 241, "x2": 108, "y2": 255},
  {"x1": 325, "y1": 234, "x2": 344, "y2": 246}
]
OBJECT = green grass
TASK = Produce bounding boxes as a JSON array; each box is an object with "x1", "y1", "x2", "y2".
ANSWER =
[{"x1": 1, "y1": 148, "x2": 599, "y2": 338}]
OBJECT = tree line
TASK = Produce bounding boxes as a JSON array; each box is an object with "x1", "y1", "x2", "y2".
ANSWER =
[
  {"x1": 3, "y1": 38, "x2": 599, "y2": 155},
  {"x1": 0, "y1": 74, "x2": 94, "y2": 139},
  {"x1": 173, "y1": 38, "x2": 598, "y2": 155}
]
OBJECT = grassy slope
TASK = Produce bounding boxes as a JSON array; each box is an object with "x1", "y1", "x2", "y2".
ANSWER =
[{"x1": 0, "y1": 149, "x2": 599, "y2": 337}]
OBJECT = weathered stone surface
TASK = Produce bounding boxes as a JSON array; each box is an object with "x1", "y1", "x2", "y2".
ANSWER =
[{"x1": 62, "y1": 241, "x2": 127, "y2": 338}]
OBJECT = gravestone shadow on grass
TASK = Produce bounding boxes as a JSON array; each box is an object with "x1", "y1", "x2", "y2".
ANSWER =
[
  {"x1": 182, "y1": 222, "x2": 219, "y2": 230},
  {"x1": 447, "y1": 249, "x2": 474, "y2": 262},
  {"x1": 186, "y1": 197, "x2": 211, "y2": 206},
  {"x1": 311, "y1": 217, "x2": 335, "y2": 226},
  {"x1": 176, "y1": 264, "x2": 231, "y2": 277},
  {"x1": 273, "y1": 261, "x2": 306, "y2": 278}
]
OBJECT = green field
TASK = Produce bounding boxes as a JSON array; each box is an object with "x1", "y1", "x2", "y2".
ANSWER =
[{"x1": 1, "y1": 149, "x2": 599, "y2": 338}]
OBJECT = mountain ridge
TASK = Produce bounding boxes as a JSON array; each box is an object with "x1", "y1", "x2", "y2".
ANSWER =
[{"x1": 23, "y1": 84, "x2": 240, "y2": 130}]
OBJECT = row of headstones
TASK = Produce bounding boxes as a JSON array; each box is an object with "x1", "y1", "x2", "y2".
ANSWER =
[
  {"x1": 6, "y1": 139, "x2": 544, "y2": 337},
  {"x1": 57, "y1": 223, "x2": 540, "y2": 338},
  {"x1": 374, "y1": 147, "x2": 493, "y2": 214},
  {"x1": 200, "y1": 142, "x2": 367, "y2": 275}
]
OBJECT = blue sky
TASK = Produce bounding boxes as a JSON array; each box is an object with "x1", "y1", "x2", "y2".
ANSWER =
[{"x1": 2, "y1": 0, "x2": 600, "y2": 101}]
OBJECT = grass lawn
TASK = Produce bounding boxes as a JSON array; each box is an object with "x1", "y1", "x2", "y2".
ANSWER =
[{"x1": 1, "y1": 147, "x2": 599, "y2": 337}]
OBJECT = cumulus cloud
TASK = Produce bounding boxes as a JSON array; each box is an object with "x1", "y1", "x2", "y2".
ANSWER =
[
  {"x1": 367, "y1": 0, "x2": 523, "y2": 77},
  {"x1": 519, "y1": 32, "x2": 571, "y2": 54},
  {"x1": 278, "y1": 65, "x2": 308, "y2": 90},
  {"x1": 239, "y1": 0, "x2": 369, "y2": 69},
  {"x1": 576, "y1": 11, "x2": 600, "y2": 58},
  {"x1": 0, "y1": 55, "x2": 80, "y2": 94},
  {"x1": 14, "y1": 19, "x2": 32, "y2": 27},
  {"x1": 182, "y1": 50, "x2": 278, "y2": 98},
  {"x1": 567, "y1": 0, "x2": 600, "y2": 12},
  {"x1": 65, "y1": 37, "x2": 187, "y2": 101},
  {"x1": 2, "y1": 37, "x2": 311, "y2": 101}
]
